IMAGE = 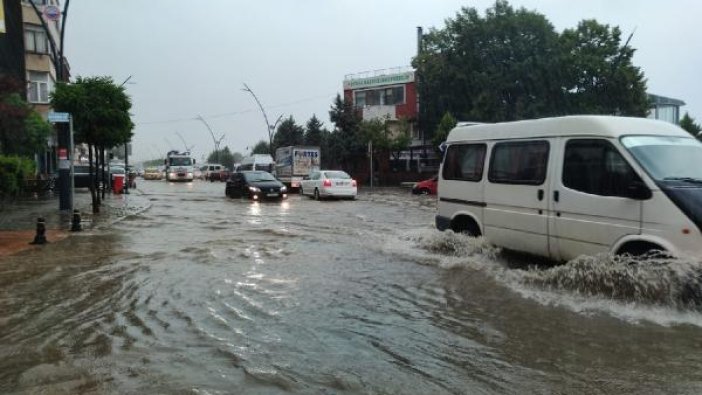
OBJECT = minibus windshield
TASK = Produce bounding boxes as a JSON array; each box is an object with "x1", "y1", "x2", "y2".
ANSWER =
[{"x1": 622, "y1": 136, "x2": 702, "y2": 182}]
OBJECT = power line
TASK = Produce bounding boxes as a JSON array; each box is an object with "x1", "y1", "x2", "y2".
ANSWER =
[{"x1": 135, "y1": 93, "x2": 337, "y2": 126}]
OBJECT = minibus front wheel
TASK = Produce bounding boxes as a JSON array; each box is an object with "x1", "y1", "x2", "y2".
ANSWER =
[{"x1": 616, "y1": 241, "x2": 667, "y2": 258}]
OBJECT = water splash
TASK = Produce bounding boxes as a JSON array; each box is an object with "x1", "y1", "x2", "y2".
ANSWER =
[
  {"x1": 409, "y1": 230, "x2": 500, "y2": 260},
  {"x1": 518, "y1": 253, "x2": 702, "y2": 310}
]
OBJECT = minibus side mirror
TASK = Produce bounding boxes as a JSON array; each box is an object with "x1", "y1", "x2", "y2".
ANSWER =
[{"x1": 627, "y1": 180, "x2": 652, "y2": 200}]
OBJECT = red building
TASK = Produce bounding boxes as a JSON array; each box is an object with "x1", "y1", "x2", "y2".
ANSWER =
[{"x1": 343, "y1": 67, "x2": 438, "y2": 177}]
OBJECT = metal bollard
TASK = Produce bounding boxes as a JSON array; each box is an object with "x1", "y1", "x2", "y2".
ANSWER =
[
  {"x1": 71, "y1": 209, "x2": 82, "y2": 232},
  {"x1": 30, "y1": 217, "x2": 48, "y2": 245}
]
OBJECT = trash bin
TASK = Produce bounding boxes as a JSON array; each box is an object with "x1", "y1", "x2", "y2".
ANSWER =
[{"x1": 112, "y1": 174, "x2": 125, "y2": 194}]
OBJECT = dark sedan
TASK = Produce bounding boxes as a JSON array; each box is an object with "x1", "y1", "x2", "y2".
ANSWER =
[{"x1": 225, "y1": 171, "x2": 288, "y2": 200}]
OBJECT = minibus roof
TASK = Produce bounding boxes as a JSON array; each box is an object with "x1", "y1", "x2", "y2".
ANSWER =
[{"x1": 446, "y1": 115, "x2": 690, "y2": 143}]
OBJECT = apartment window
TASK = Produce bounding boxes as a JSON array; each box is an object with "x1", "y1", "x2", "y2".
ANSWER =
[
  {"x1": 488, "y1": 140, "x2": 549, "y2": 185},
  {"x1": 354, "y1": 86, "x2": 405, "y2": 107},
  {"x1": 354, "y1": 91, "x2": 366, "y2": 107},
  {"x1": 25, "y1": 26, "x2": 48, "y2": 54},
  {"x1": 563, "y1": 139, "x2": 641, "y2": 197},
  {"x1": 443, "y1": 143, "x2": 487, "y2": 182},
  {"x1": 28, "y1": 71, "x2": 50, "y2": 103}
]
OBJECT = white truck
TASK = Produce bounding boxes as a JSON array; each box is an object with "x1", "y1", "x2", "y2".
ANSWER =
[
  {"x1": 164, "y1": 150, "x2": 195, "y2": 182},
  {"x1": 275, "y1": 146, "x2": 321, "y2": 189}
]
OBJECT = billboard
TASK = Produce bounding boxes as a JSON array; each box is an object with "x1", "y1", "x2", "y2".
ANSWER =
[{"x1": 0, "y1": 0, "x2": 6, "y2": 34}]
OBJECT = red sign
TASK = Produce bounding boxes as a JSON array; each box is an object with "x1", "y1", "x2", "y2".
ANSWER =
[{"x1": 58, "y1": 148, "x2": 68, "y2": 160}]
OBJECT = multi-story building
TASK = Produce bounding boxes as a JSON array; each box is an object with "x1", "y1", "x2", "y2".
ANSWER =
[
  {"x1": 21, "y1": 0, "x2": 69, "y2": 175},
  {"x1": 343, "y1": 67, "x2": 438, "y2": 176}
]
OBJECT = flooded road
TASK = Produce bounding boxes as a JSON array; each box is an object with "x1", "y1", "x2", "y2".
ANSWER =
[{"x1": 1, "y1": 180, "x2": 702, "y2": 394}]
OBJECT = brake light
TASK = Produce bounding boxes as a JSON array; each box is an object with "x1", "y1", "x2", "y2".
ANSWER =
[
  {"x1": 351, "y1": 179, "x2": 357, "y2": 187},
  {"x1": 323, "y1": 179, "x2": 332, "y2": 187}
]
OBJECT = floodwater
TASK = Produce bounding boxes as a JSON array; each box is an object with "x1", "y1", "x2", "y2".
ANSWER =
[{"x1": 1, "y1": 180, "x2": 702, "y2": 394}]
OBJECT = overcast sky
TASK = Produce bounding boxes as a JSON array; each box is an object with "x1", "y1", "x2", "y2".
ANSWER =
[{"x1": 65, "y1": 0, "x2": 702, "y2": 163}]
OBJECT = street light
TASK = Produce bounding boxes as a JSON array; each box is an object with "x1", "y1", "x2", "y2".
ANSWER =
[
  {"x1": 197, "y1": 115, "x2": 225, "y2": 164},
  {"x1": 242, "y1": 83, "x2": 276, "y2": 154}
]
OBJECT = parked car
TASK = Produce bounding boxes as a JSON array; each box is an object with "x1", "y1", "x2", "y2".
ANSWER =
[
  {"x1": 225, "y1": 171, "x2": 288, "y2": 200},
  {"x1": 300, "y1": 170, "x2": 357, "y2": 200},
  {"x1": 412, "y1": 175, "x2": 438, "y2": 195},
  {"x1": 143, "y1": 167, "x2": 162, "y2": 180},
  {"x1": 73, "y1": 164, "x2": 107, "y2": 188}
]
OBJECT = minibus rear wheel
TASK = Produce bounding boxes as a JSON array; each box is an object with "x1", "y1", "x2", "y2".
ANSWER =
[{"x1": 451, "y1": 216, "x2": 481, "y2": 237}]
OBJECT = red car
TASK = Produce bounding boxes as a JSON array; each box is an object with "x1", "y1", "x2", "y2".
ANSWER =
[{"x1": 411, "y1": 175, "x2": 438, "y2": 195}]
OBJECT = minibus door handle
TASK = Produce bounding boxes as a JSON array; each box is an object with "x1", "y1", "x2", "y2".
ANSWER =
[
  {"x1": 537, "y1": 189, "x2": 544, "y2": 201},
  {"x1": 553, "y1": 190, "x2": 560, "y2": 202}
]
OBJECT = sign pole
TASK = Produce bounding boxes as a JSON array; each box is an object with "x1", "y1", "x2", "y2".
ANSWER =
[{"x1": 50, "y1": 112, "x2": 72, "y2": 211}]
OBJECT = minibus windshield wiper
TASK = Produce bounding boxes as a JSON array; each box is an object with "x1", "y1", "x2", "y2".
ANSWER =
[{"x1": 662, "y1": 177, "x2": 702, "y2": 184}]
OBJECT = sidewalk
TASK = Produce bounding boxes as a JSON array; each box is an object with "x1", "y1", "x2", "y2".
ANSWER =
[{"x1": 0, "y1": 189, "x2": 150, "y2": 257}]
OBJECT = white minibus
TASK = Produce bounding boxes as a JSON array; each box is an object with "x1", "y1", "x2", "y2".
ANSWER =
[{"x1": 436, "y1": 115, "x2": 702, "y2": 261}]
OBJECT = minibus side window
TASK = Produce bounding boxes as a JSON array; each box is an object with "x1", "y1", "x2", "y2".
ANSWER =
[
  {"x1": 488, "y1": 141, "x2": 549, "y2": 185},
  {"x1": 563, "y1": 139, "x2": 642, "y2": 197},
  {"x1": 442, "y1": 144, "x2": 487, "y2": 182}
]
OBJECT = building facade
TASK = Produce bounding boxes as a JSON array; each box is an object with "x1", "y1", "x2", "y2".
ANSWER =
[
  {"x1": 648, "y1": 93, "x2": 685, "y2": 124},
  {"x1": 21, "y1": 0, "x2": 69, "y2": 175},
  {"x1": 343, "y1": 67, "x2": 437, "y2": 176}
]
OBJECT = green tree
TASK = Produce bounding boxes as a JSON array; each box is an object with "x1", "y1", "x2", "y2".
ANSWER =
[
  {"x1": 679, "y1": 112, "x2": 701, "y2": 139},
  {"x1": 413, "y1": 1, "x2": 650, "y2": 134},
  {"x1": 328, "y1": 94, "x2": 363, "y2": 169},
  {"x1": 272, "y1": 116, "x2": 304, "y2": 150},
  {"x1": 207, "y1": 146, "x2": 242, "y2": 169},
  {"x1": 304, "y1": 115, "x2": 325, "y2": 146},
  {"x1": 431, "y1": 112, "x2": 457, "y2": 155},
  {"x1": 251, "y1": 140, "x2": 270, "y2": 155},
  {"x1": 51, "y1": 76, "x2": 134, "y2": 212},
  {"x1": 560, "y1": 20, "x2": 649, "y2": 116},
  {"x1": 0, "y1": 76, "x2": 51, "y2": 158}
]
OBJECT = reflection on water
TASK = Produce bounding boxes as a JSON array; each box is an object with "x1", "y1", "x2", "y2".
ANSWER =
[{"x1": 1, "y1": 181, "x2": 701, "y2": 394}]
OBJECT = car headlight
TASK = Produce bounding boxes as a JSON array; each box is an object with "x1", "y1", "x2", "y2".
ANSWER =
[
  {"x1": 249, "y1": 186, "x2": 261, "y2": 192},
  {"x1": 280, "y1": 186, "x2": 287, "y2": 193}
]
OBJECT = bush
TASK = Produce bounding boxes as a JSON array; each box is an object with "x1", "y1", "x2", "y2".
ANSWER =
[{"x1": 0, "y1": 155, "x2": 35, "y2": 198}]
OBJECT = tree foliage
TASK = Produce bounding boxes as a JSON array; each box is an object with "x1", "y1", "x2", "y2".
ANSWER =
[
  {"x1": 413, "y1": 0, "x2": 649, "y2": 134},
  {"x1": 680, "y1": 112, "x2": 702, "y2": 139},
  {"x1": 0, "y1": 76, "x2": 51, "y2": 158},
  {"x1": 431, "y1": 112, "x2": 457, "y2": 154},
  {"x1": 51, "y1": 76, "x2": 134, "y2": 148},
  {"x1": 207, "y1": 146, "x2": 243, "y2": 169},
  {"x1": 251, "y1": 140, "x2": 270, "y2": 155},
  {"x1": 304, "y1": 115, "x2": 325, "y2": 146},
  {"x1": 272, "y1": 116, "x2": 304, "y2": 150},
  {"x1": 327, "y1": 94, "x2": 364, "y2": 169}
]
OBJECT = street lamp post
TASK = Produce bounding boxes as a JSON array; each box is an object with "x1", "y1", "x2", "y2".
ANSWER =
[
  {"x1": 242, "y1": 83, "x2": 276, "y2": 154},
  {"x1": 197, "y1": 115, "x2": 225, "y2": 164}
]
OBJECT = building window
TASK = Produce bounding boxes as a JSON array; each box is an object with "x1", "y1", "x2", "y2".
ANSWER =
[
  {"x1": 563, "y1": 139, "x2": 641, "y2": 197},
  {"x1": 25, "y1": 26, "x2": 48, "y2": 54},
  {"x1": 354, "y1": 86, "x2": 405, "y2": 107},
  {"x1": 443, "y1": 143, "x2": 486, "y2": 182},
  {"x1": 28, "y1": 71, "x2": 50, "y2": 103},
  {"x1": 354, "y1": 91, "x2": 365, "y2": 107},
  {"x1": 488, "y1": 140, "x2": 549, "y2": 185}
]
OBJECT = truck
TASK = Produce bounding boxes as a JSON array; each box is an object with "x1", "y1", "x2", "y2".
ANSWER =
[
  {"x1": 274, "y1": 146, "x2": 321, "y2": 189},
  {"x1": 164, "y1": 150, "x2": 195, "y2": 182}
]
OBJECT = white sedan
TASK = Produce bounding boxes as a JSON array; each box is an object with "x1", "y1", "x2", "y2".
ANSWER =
[{"x1": 300, "y1": 170, "x2": 357, "y2": 200}]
